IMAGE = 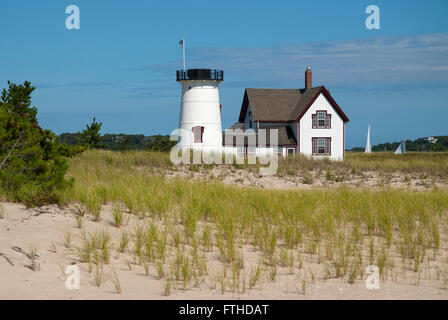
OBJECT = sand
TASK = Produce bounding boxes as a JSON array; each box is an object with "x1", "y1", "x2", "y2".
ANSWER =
[
  {"x1": 1, "y1": 201, "x2": 447, "y2": 300},
  {"x1": 165, "y1": 166, "x2": 448, "y2": 191}
]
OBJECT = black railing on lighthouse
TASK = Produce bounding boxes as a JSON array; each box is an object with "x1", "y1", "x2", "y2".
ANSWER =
[{"x1": 176, "y1": 69, "x2": 224, "y2": 81}]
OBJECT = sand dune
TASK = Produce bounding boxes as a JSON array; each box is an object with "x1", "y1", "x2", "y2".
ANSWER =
[{"x1": 1, "y1": 202, "x2": 447, "y2": 300}]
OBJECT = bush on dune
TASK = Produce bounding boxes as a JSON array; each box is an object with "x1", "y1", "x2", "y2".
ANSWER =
[{"x1": 0, "y1": 81, "x2": 73, "y2": 206}]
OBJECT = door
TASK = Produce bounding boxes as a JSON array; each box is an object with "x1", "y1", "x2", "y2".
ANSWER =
[{"x1": 287, "y1": 148, "x2": 295, "y2": 157}]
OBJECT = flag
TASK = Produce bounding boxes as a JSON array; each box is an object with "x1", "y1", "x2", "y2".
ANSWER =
[{"x1": 179, "y1": 38, "x2": 184, "y2": 48}]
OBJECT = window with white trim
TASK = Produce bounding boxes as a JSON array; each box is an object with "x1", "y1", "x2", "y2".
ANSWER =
[
  {"x1": 312, "y1": 137, "x2": 331, "y2": 155},
  {"x1": 192, "y1": 126, "x2": 204, "y2": 143},
  {"x1": 312, "y1": 111, "x2": 331, "y2": 129}
]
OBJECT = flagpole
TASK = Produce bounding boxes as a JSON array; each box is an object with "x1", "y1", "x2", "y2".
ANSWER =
[{"x1": 183, "y1": 36, "x2": 186, "y2": 71}]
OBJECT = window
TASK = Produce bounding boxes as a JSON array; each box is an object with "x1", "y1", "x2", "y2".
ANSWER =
[
  {"x1": 192, "y1": 126, "x2": 204, "y2": 143},
  {"x1": 312, "y1": 137, "x2": 331, "y2": 155},
  {"x1": 318, "y1": 112, "x2": 326, "y2": 127},
  {"x1": 312, "y1": 111, "x2": 331, "y2": 129}
]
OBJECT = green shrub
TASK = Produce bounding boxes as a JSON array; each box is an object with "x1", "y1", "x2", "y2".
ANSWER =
[{"x1": 0, "y1": 81, "x2": 72, "y2": 206}]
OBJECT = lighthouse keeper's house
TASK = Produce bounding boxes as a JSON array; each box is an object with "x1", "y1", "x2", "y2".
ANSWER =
[{"x1": 224, "y1": 68, "x2": 349, "y2": 161}]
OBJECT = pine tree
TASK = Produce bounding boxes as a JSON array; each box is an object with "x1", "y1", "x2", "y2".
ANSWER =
[
  {"x1": 79, "y1": 117, "x2": 102, "y2": 149},
  {"x1": 0, "y1": 81, "x2": 71, "y2": 206}
]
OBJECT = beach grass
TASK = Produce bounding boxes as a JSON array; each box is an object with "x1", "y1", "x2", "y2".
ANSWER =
[
  {"x1": 51, "y1": 149, "x2": 448, "y2": 293},
  {"x1": 2, "y1": 149, "x2": 447, "y2": 294}
]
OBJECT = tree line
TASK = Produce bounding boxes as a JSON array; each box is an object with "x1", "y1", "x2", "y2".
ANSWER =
[
  {"x1": 58, "y1": 132, "x2": 176, "y2": 152},
  {"x1": 350, "y1": 136, "x2": 448, "y2": 152}
]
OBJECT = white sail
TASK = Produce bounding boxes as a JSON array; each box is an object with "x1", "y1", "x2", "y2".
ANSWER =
[
  {"x1": 394, "y1": 140, "x2": 406, "y2": 154},
  {"x1": 365, "y1": 124, "x2": 372, "y2": 153}
]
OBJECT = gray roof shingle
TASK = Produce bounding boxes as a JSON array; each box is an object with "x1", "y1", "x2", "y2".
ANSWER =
[
  {"x1": 242, "y1": 87, "x2": 321, "y2": 122},
  {"x1": 238, "y1": 86, "x2": 349, "y2": 123}
]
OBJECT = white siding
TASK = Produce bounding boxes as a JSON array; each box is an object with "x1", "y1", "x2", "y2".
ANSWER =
[
  {"x1": 178, "y1": 80, "x2": 223, "y2": 150},
  {"x1": 299, "y1": 93, "x2": 345, "y2": 161}
]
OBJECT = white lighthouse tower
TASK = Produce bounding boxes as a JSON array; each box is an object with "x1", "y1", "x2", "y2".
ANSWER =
[{"x1": 176, "y1": 68, "x2": 224, "y2": 151}]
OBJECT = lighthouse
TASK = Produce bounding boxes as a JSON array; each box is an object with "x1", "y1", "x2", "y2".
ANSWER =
[{"x1": 176, "y1": 68, "x2": 224, "y2": 151}]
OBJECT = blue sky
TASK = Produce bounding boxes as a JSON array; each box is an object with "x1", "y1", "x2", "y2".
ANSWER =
[{"x1": 1, "y1": 0, "x2": 447, "y2": 148}]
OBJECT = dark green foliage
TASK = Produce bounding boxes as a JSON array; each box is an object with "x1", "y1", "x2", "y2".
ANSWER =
[
  {"x1": 59, "y1": 132, "x2": 176, "y2": 152},
  {"x1": 57, "y1": 142, "x2": 86, "y2": 157},
  {"x1": 99, "y1": 134, "x2": 148, "y2": 150},
  {"x1": 119, "y1": 135, "x2": 132, "y2": 151},
  {"x1": 146, "y1": 135, "x2": 176, "y2": 152},
  {"x1": 57, "y1": 133, "x2": 88, "y2": 156},
  {"x1": 59, "y1": 132, "x2": 81, "y2": 145},
  {"x1": 0, "y1": 81, "x2": 72, "y2": 206},
  {"x1": 79, "y1": 117, "x2": 102, "y2": 149}
]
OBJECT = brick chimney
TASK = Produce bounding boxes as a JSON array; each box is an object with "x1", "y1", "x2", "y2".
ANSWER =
[{"x1": 305, "y1": 67, "x2": 312, "y2": 89}]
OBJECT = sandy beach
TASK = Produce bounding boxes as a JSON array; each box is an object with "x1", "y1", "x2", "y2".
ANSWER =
[{"x1": 1, "y1": 201, "x2": 447, "y2": 300}]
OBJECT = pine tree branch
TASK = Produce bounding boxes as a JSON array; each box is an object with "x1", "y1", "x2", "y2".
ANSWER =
[{"x1": 0, "y1": 132, "x2": 22, "y2": 170}]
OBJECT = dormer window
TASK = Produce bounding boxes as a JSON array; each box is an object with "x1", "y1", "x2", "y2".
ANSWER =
[
  {"x1": 192, "y1": 126, "x2": 204, "y2": 143},
  {"x1": 312, "y1": 111, "x2": 331, "y2": 129}
]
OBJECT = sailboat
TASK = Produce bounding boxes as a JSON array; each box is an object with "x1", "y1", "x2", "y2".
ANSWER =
[
  {"x1": 365, "y1": 124, "x2": 372, "y2": 153},
  {"x1": 394, "y1": 140, "x2": 406, "y2": 154}
]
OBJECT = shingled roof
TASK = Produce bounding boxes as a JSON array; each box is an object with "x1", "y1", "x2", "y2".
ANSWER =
[{"x1": 238, "y1": 86, "x2": 349, "y2": 123}]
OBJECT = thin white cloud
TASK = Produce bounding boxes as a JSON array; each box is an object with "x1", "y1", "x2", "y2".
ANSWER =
[{"x1": 132, "y1": 33, "x2": 448, "y2": 91}]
